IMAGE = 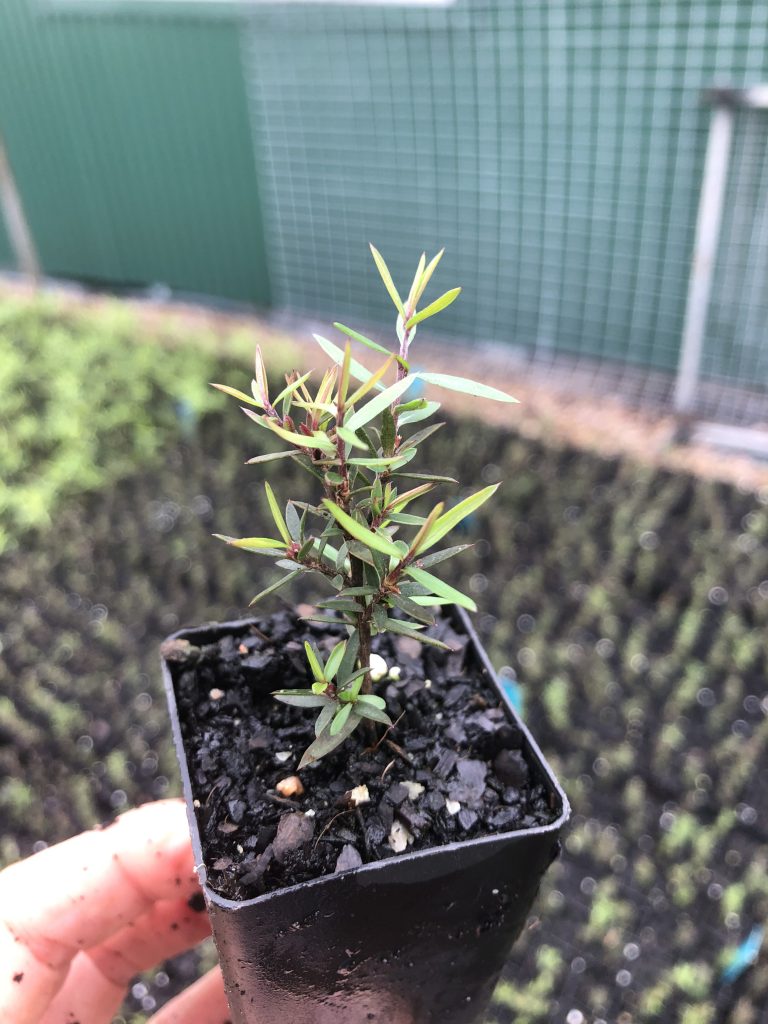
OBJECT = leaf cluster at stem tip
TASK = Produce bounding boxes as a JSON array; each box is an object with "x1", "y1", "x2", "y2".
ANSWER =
[{"x1": 210, "y1": 245, "x2": 517, "y2": 768}]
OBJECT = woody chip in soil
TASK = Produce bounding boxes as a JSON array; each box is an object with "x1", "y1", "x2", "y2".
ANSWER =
[{"x1": 162, "y1": 246, "x2": 567, "y2": 1023}]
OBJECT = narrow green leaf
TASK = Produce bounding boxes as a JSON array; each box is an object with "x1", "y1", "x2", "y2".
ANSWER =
[
  {"x1": 330, "y1": 701, "x2": 353, "y2": 736},
  {"x1": 324, "y1": 640, "x2": 347, "y2": 681},
  {"x1": 412, "y1": 248, "x2": 444, "y2": 305},
  {"x1": 248, "y1": 568, "x2": 302, "y2": 606},
  {"x1": 317, "y1": 598, "x2": 363, "y2": 614},
  {"x1": 273, "y1": 370, "x2": 313, "y2": 406},
  {"x1": 335, "y1": 540, "x2": 349, "y2": 573},
  {"x1": 386, "y1": 512, "x2": 427, "y2": 526},
  {"x1": 418, "y1": 484, "x2": 500, "y2": 552},
  {"x1": 336, "y1": 425, "x2": 368, "y2": 450},
  {"x1": 315, "y1": 703, "x2": 336, "y2": 737},
  {"x1": 312, "y1": 334, "x2": 385, "y2": 391},
  {"x1": 337, "y1": 586, "x2": 377, "y2": 597},
  {"x1": 347, "y1": 449, "x2": 417, "y2": 470},
  {"x1": 338, "y1": 631, "x2": 360, "y2": 682},
  {"x1": 389, "y1": 594, "x2": 436, "y2": 625},
  {"x1": 355, "y1": 704, "x2": 393, "y2": 727},
  {"x1": 211, "y1": 382, "x2": 264, "y2": 408},
  {"x1": 245, "y1": 450, "x2": 300, "y2": 466},
  {"x1": 382, "y1": 617, "x2": 453, "y2": 649},
  {"x1": 355, "y1": 426, "x2": 379, "y2": 457},
  {"x1": 254, "y1": 345, "x2": 270, "y2": 406},
  {"x1": 299, "y1": 711, "x2": 361, "y2": 769},
  {"x1": 355, "y1": 693, "x2": 386, "y2": 710},
  {"x1": 214, "y1": 534, "x2": 285, "y2": 554},
  {"x1": 285, "y1": 502, "x2": 302, "y2": 542},
  {"x1": 369, "y1": 244, "x2": 404, "y2": 315},
  {"x1": 264, "y1": 418, "x2": 337, "y2": 454},
  {"x1": 405, "y1": 565, "x2": 477, "y2": 611},
  {"x1": 304, "y1": 640, "x2": 325, "y2": 683},
  {"x1": 406, "y1": 287, "x2": 461, "y2": 327},
  {"x1": 273, "y1": 690, "x2": 333, "y2": 709},
  {"x1": 398, "y1": 421, "x2": 444, "y2": 453},
  {"x1": 346, "y1": 541, "x2": 376, "y2": 567},
  {"x1": 345, "y1": 376, "x2": 417, "y2": 433},
  {"x1": 300, "y1": 613, "x2": 357, "y2": 626},
  {"x1": 388, "y1": 482, "x2": 436, "y2": 511},
  {"x1": 417, "y1": 543, "x2": 473, "y2": 567},
  {"x1": 322, "y1": 500, "x2": 401, "y2": 557},
  {"x1": 406, "y1": 252, "x2": 426, "y2": 309},
  {"x1": 415, "y1": 371, "x2": 518, "y2": 404},
  {"x1": 339, "y1": 667, "x2": 368, "y2": 700},
  {"x1": 334, "y1": 322, "x2": 408, "y2": 369},
  {"x1": 394, "y1": 471, "x2": 457, "y2": 484},
  {"x1": 264, "y1": 482, "x2": 291, "y2": 545}
]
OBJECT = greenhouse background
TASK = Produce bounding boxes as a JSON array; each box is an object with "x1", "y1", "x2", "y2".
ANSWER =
[{"x1": 1, "y1": 0, "x2": 768, "y2": 424}]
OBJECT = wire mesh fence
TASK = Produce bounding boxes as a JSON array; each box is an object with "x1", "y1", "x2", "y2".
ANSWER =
[{"x1": 243, "y1": 0, "x2": 768, "y2": 427}]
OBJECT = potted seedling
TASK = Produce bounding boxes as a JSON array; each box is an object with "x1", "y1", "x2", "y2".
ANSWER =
[{"x1": 161, "y1": 246, "x2": 569, "y2": 1024}]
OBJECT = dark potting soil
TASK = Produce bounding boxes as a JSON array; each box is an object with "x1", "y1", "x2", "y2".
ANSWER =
[{"x1": 167, "y1": 608, "x2": 558, "y2": 901}]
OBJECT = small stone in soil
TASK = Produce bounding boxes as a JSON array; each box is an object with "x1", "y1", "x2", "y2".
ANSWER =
[
  {"x1": 494, "y1": 749, "x2": 529, "y2": 788},
  {"x1": 490, "y1": 806, "x2": 522, "y2": 829},
  {"x1": 444, "y1": 684, "x2": 470, "y2": 709},
  {"x1": 451, "y1": 758, "x2": 488, "y2": 804},
  {"x1": 401, "y1": 780, "x2": 425, "y2": 800},
  {"x1": 425, "y1": 790, "x2": 447, "y2": 813},
  {"x1": 334, "y1": 844, "x2": 363, "y2": 873},
  {"x1": 388, "y1": 821, "x2": 413, "y2": 853},
  {"x1": 272, "y1": 813, "x2": 314, "y2": 862},
  {"x1": 445, "y1": 721, "x2": 466, "y2": 745},
  {"x1": 458, "y1": 808, "x2": 479, "y2": 831},
  {"x1": 396, "y1": 804, "x2": 430, "y2": 837},
  {"x1": 227, "y1": 799, "x2": 246, "y2": 823},
  {"x1": 434, "y1": 750, "x2": 458, "y2": 779},
  {"x1": 364, "y1": 819, "x2": 387, "y2": 850},
  {"x1": 241, "y1": 649, "x2": 276, "y2": 677},
  {"x1": 384, "y1": 783, "x2": 409, "y2": 806},
  {"x1": 275, "y1": 775, "x2": 304, "y2": 798},
  {"x1": 345, "y1": 784, "x2": 370, "y2": 807}
]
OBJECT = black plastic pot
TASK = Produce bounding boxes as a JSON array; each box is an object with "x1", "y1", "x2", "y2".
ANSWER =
[{"x1": 162, "y1": 608, "x2": 569, "y2": 1024}]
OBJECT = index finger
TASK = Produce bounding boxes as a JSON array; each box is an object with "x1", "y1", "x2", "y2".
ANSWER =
[{"x1": 0, "y1": 800, "x2": 202, "y2": 1024}]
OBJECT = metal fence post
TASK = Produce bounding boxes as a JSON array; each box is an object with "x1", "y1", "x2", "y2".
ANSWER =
[
  {"x1": 674, "y1": 86, "x2": 768, "y2": 418},
  {"x1": 0, "y1": 131, "x2": 40, "y2": 284},
  {"x1": 673, "y1": 97, "x2": 734, "y2": 415}
]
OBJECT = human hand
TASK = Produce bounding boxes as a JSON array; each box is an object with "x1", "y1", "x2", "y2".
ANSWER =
[{"x1": 0, "y1": 799, "x2": 230, "y2": 1024}]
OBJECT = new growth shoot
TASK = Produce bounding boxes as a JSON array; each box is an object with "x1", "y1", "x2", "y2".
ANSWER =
[{"x1": 212, "y1": 246, "x2": 517, "y2": 768}]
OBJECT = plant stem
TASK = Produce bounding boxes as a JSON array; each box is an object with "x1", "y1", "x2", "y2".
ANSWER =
[
  {"x1": 351, "y1": 555, "x2": 373, "y2": 696},
  {"x1": 335, "y1": 387, "x2": 373, "y2": 698}
]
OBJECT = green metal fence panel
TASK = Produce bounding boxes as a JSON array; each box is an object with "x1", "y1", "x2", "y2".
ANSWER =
[
  {"x1": 244, "y1": 1, "x2": 768, "y2": 376},
  {"x1": 0, "y1": 0, "x2": 270, "y2": 305}
]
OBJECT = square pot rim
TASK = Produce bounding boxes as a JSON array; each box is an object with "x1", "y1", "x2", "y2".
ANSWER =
[{"x1": 162, "y1": 607, "x2": 571, "y2": 911}]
